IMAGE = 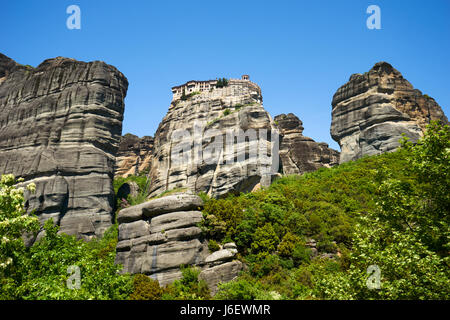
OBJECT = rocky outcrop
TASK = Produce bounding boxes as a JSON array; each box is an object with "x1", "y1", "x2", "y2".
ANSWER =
[
  {"x1": 0, "y1": 53, "x2": 128, "y2": 241},
  {"x1": 115, "y1": 193, "x2": 242, "y2": 293},
  {"x1": 275, "y1": 113, "x2": 339, "y2": 174},
  {"x1": 115, "y1": 133, "x2": 154, "y2": 178},
  {"x1": 331, "y1": 62, "x2": 448, "y2": 163},
  {"x1": 148, "y1": 79, "x2": 279, "y2": 198}
]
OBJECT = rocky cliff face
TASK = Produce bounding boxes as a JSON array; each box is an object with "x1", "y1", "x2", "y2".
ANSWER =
[
  {"x1": 115, "y1": 134, "x2": 154, "y2": 178},
  {"x1": 148, "y1": 79, "x2": 279, "y2": 198},
  {"x1": 115, "y1": 193, "x2": 242, "y2": 294},
  {"x1": 0, "y1": 53, "x2": 128, "y2": 241},
  {"x1": 275, "y1": 113, "x2": 339, "y2": 174},
  {"x1": 331, "y1": 62, "x2": 448, "y2": 163}
]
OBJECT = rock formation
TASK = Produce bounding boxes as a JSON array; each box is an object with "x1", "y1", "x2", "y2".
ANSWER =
[
  {"x1": 148, "y1": 78, "x2": 279, "y2": 198},
  {"x1": 331, "y1": 61, "x2": 448, "y2": 163},
  {"x1": 0, "y1": 53, "x2": 128, "y2": 241},
  {"x1": 115, "y1": 133, "x2": 154, "y2": 178},
  {"x1": 115, "y1": 193, "x2": 242, "y2": 294},
  {"x1": 275, "y1": 113, "x2": 339, "y2": 174}
]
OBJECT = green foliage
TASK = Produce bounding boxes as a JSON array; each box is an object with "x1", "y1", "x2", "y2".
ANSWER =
[
  {"x1": 0, "y1": 175, "x2": 39, "y2": 298},
  {"x1": 162, "y1": 266, "x2": 211, "y2": 300},
  {"x1": 114, "y1": 174, "x2": 150, "y2": 209},
  {"x1": 277, "y1": 232, "x2": 301, "y2": 257},
  {"x1": 113, "y1": 174, "x2": 148, "y2": 196},
  {"x1": 251, "y1": 223, "x2": 279, "y2": 256},
  {"x1": 216, "y1": 78, "x2": 229, "y2": 88},
  {"x1": 208, "y1": 239, "x2": 220, "y2": 252},
  {"x1": 313, "y1": 122, "x2": 450, "y2": 299},
  {"x1": 180, "y1": 90, "x2": 201, "y2": 101},
  {"x1": 223, "y1": 108, "x2": 231, "y2": 116},
  {"x1": 129, "y1": 274, "x2": 163, "y2": 300},
  {"x1": 6, "y1": 221, "x2": 133, "y2": 300},
  {"x1": 202, "y1": 148, "x2": 404, "y2": 257},
  {"x1": 203, "y1": 122, "x2": 449, "y2": 300},
  {"x1": 1, "y1": 189, "x2": 133, "y2": 301},
  {"x1": 2, "y1": 121, "x2": 447, "y2": 300},
  {"x1": 215, "y1": 272, "x2": 283, "y2": 300}
]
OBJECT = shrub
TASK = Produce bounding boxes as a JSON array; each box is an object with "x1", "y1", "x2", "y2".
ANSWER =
[
  {"x1": 215, "y1": 277, "x2": 259, "y2": 300},
  {"x1": 251, "y1": 223, "x2": 279, "y2": 255},
  {"x1": 130, "y1": 274, "x2": 163, "y2": 300},
  {"x1": 277, "y1": 232, "x2": 301, "y2": 257},
  {"x1": 216, "y1": 78, "x2": 229, "y2": 88},
  {"x1": 311, "y1": 122, "x2": 450, "y2": 300},
  {"x1": 162, "y1": 266, "x2": 210, "y2": 300},
  {"x1": 208, "y1": 239, "x2": 220, "y2": 252},
  {"x1": 0, "y1": 174, "x2": 39, "y2": 299},
  {"x1": 4, "y1": 220, "x2": 133, "y2": 300}
]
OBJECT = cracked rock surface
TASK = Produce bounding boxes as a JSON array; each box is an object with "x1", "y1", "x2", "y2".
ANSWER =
[
  {"x1": 331, "y1": 62, "x2": 448, "y2": 163},
  {"x1": 275, "y1": 113, "x2": 339, "y2": 175},
  {"x1": 115, "y1": 193, "x2": 242, "y2": 293},
  {"x1": 148, "y1": 80, "x2": 279, "y2": 198},
  {"x1": 0, "y1": 53, "x2": 128, "y2": 241}
]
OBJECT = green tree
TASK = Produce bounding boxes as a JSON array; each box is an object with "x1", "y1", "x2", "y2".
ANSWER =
[
  {"x1": 0, "y1": 174, "x2": 39, "y2": 299},
  {"x1": 162, "y1": 266, "x2": 210, "y2": 300},
  {"x1": 14, "y1": 221, "x2": 133, "y2": 300},
  {"x1": 130, "y1": 274, "x2": 163, "y2": 300},
  {"x1": 251, "y1": 223, "x2": 280, "y2": 256},
  {"x1": 314, "y1": 122, "x2": 450, "y2": 299}
]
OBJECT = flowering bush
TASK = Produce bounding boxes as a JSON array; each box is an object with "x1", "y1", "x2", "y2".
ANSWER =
[{"x1": 0, "y1": 174, "x2": 38, "y2": 271}]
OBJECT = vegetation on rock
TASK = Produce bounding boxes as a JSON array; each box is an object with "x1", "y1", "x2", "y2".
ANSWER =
[
  {"x1": 0, "y1": 177, "x2": 133, "y2": 299},
  {"x1": 1, "y1": 122, "x2": 448, "y2": 300}
]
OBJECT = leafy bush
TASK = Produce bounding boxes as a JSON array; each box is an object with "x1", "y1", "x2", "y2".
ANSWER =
[
  {"x1": 0, "y1": 182, "x2": 133, "y2": 301},
  {"x1": 130, "y1": 274, "x2": 163, "y2": 300},
  {"x1": 202, "y1": 122, "x2": 449, "y2": 300},
  {"x1": 162, "y1": 266, "x2": 210, "y2": 300},
  {"x1": 11, "y1": 221, "x2": 133, "y2": 300},
  {"x1": 113, "y1": 174, "x2": 150, "y2": 209},
  {"x1": 0, "y1": 175, "x2": 39, "y2": 299},
  {"x1": 208, "y1": 239, "x2": 220, "y2": 252},
  {"x1": 216, "y1": 78, "x2": 229, "y2": 88},
  {"x1": 312, "y1": 122, "x2": 450, "y2": 299}
]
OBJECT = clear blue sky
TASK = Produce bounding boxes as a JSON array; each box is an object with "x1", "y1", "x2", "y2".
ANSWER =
[{"x1": 1, "y1": 0, "x2": 449, "y2": 150}]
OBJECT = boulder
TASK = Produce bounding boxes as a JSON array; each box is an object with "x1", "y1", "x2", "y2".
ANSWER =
[
  {"x1": 149, "y1": 211, "x2": 203, "y2": 233},
  {"x1": 199, "y1": 261, "x2": 243, "y2": 295},
  {"x1": 204, "y1": 249, "x2": 237, "y2": 264},
  {"x1": 223, "y1": 242, "x2": 237, "y2": 250},
  {"x1": 115, "y1": 192, "x2": 243, "y2": 294},
  {"x1": 143, "y1": 193, "x2": 204, "y2": 217}
]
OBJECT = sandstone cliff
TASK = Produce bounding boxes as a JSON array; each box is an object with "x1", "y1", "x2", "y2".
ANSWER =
[
  {"x1": 275, "y1": 113, "x2": 339, "y2": 174},
  {"x1": 115, "y1": 133, "x2": 154, "y2": 178},
  {"x1": 0, "y1": 53, "x2": 128, "y2": 241},
  {"x1": 331, "y1": 62, "x2": 448, "y2": 163},
  {"x1": 148, "y1": 79, "x2": 279, "y2": 198}
]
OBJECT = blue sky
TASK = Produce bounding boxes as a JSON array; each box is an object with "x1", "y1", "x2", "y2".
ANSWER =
[{"x1": 1, "y1": 0, "x2": 449, "y2": 150}]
